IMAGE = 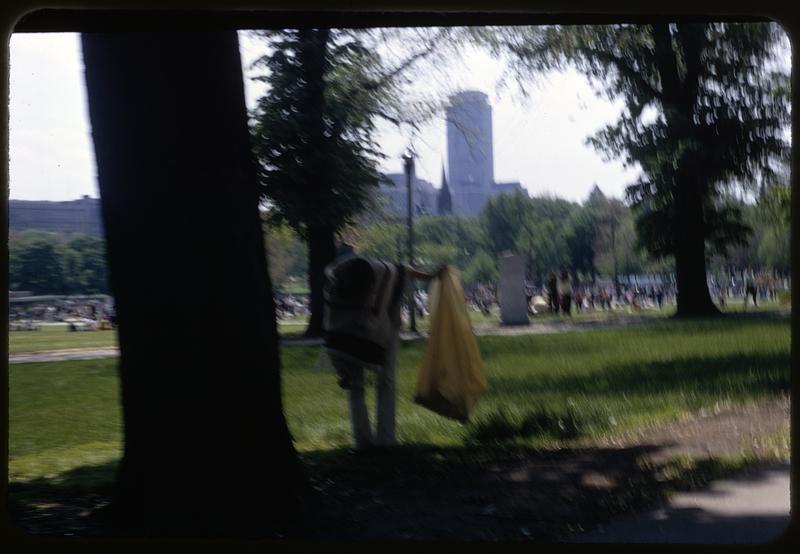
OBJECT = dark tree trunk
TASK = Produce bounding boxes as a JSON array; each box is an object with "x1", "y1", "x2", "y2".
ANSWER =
[
  {"x1": 673, "y1": 176, "x2": 720, "y2": 317},
  {"x1": 82, "y1": 32, "x2": 308, "y2": 537},
  {"x1": 296, "y1": 28, "x2": 333, "y2": 338},
  {"x1": 652, "y1": 23, "x2": 720, "y2": 318},
  {"x1": 305, "y1": 225, "x2": 336, "y2": 337}
]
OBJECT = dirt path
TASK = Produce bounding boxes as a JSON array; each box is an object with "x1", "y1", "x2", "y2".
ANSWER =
[
  {"x1": 590, "y1": 394, "x2": 791, "y2": 464},
  {"x1": 303, "y1": 394, "x2": 791, "y2": 540}
]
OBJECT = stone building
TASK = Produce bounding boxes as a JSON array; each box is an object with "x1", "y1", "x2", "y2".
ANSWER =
[
  {"x1": 377, "y1": 173, "x2": 439, "y2": 217},
  {"x1": 8, "y1": 195, "x2": 104, "y2": 237}
]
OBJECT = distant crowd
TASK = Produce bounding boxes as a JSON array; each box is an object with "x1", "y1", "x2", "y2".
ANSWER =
[
  {"x1": 9, "y1": 298, "x2": 116, "y2": 331},
  {"x1": 465, "y1": 268, "x2": 789, "y2": 317}
]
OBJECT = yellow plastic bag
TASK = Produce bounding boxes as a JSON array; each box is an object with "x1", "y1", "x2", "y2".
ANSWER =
[{"x1": 414, "y1": 266, "x2": 488, "y2": 421}]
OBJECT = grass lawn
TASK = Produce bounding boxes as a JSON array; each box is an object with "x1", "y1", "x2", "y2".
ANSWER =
[
  {"x1": 9, "y1": 324, "x2": 118, "y2": 354},
  {"x1": 9, "y1": 315, "x2": 790, "y2": 484},
  {"x1": 9, "y1": 299, "x2": 786, "y2": 352}
]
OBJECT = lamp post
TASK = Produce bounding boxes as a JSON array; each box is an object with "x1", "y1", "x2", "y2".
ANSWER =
[{"x1": 403, "y1": 148, "x2": 417, "y2": 333}]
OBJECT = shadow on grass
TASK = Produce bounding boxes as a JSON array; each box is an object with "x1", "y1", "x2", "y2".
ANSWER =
[
  {"x1": 298, "y1": 443, "x2": 785, "y2": 540},
  {"x1": 8, "y1": 443, "x2": 785, "y2": 540},
  {"x1": 8, "y1": 460, "x2": 118, "y2": 537}
]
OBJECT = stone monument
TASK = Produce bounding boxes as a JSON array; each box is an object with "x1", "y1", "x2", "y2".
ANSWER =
[{"x1": 498, "y1": 254, "x2": 529, "y2": 325}]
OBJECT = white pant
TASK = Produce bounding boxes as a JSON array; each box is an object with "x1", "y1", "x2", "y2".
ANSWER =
[{"x1": 345, "y1": 334, "x2": 398, "y2": 449}]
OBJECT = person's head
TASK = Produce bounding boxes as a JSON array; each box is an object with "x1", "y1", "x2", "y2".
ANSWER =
[{"x1": 560, "y1": 270, "x2": 569, "y2": 280}]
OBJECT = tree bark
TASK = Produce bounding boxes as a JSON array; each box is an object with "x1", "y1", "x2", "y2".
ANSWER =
[
  {"x1": 82, "y1": 32, "x2": 308, "y2": 537},
  {"x1": 296, "y1": 28, "x2": 333, "y2": 337},
  {"x1": 305, "y1": 225, "x2": 336, "y2": 337},
  {"x1": 652, "y1": 23, "x2": 720, "y2": 317},
  {"x1": 673, "y1": 174, "x2": 720, "y2": 317}
]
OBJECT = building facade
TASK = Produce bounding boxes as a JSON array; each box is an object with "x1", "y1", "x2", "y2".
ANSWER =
[
  {"x1": 377, "y1": 90, "x2": 527, "y2": 217},
  {"x1": 377, "y1": 173, "x2": 439, "y2": 217},
  {"x1": 446, "y1": 90, "x2": 495, "y2": 216},
  {"x1": 8, "y1": 195, "x2": 104, "y2": 237}
]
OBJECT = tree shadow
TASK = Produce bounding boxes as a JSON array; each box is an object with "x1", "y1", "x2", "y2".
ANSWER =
[
  {"x1": 569, "y1": 463, "x2": 792, "y2": 544},
  {"x1": 8, "y1": 461, "x2": 118, "y2": 537},
  {"x1": 7, "y1": 441, "x2": 788, "y2": 540}
]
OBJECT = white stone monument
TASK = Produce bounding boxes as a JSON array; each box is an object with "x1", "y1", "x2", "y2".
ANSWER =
[{"x1": 498, "y1": 254, "x2": 529, "y2": 325}]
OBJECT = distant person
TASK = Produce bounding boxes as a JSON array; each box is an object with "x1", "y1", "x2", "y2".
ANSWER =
[
  {"x1": 322, "y1": 256, "x2": 442, "y2": 449},
  {"x1": 745, "y1": 276, "x2": 758, "y2": 308},
  {"x1": 656, "y1": 287, "x2": 664, "y2": 310},
  {"x1": 574, "y1": 288, "x2": 583, "y2": 313},
  {"x1": 557, "y1": 270, "x2": 573, "y2": 316},
  {"x1": 546, "y1": 271, "x2": 559, "y2": 313}
]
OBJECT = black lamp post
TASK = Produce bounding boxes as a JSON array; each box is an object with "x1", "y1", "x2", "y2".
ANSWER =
[{"x1": 403, "y1": 148, "x2": 417, "y2": 333}]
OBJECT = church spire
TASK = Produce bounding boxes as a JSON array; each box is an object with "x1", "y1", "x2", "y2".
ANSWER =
[{"x1": 437, "y1": 164, "x2": 452, "y2": 215}]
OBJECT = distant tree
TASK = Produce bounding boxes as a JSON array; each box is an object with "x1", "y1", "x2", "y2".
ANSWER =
[
  {"x1": 9, "y1": 230, "x2": 67, "y2": 294},
  {"x1": 480, "y1": 192, "x2": 535, "y2": 256},
  {"x1": 262, "y1": 218, "x2": 308, "y2": 292},
  {"x1": 485, "y1": 22, "x2": 790, "y2": 316},
  {"x1": 355, "y1": 221, "x2": 406, "y2": 261},
  {"x1": 415, "y1": 242, "x2": 459, "y2": 269},
  {"x1": 527, "y1": 194, "x2": 578, "y2": 224},
  {"x1": 251, "y1": 28, "x2": 448, "y2": 336},
  {"x1": 66, "y1": 233, "x2": 109, "y2": 294},
  {"x1": 415, "y1": 214, "x2": 487, "y2": 269},
  {"x1": 515, "y1": 217, "x2": 570, "y2": 283},
  {"x1": 564, "y1": 207, "x2": 597, "y2": 282},
  {"x1": 463, "y1": 249, "x2": 499, "y2": 286},
  {"x1": 251, "y1": 29, "x2": 386, "y2": 336}
]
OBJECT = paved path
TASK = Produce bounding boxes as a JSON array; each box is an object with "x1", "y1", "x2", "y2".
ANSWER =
[
  {"x1": 7, "y1": 316, "x2": 660, "y2": 363},
  {"x1": 567, "y1": 463, "x2": 792, "y2": 544},
  {"x1": 9, "y1": 347, "x2": 121, "y2": 364}
]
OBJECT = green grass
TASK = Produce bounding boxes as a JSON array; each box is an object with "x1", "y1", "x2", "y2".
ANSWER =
[
  {"x1": 11, "y1": 300, "x2": 783, "y2": 353},
  {"x1": 8, "y1": 315, "x2": 790, "y2": 484},
  {"x1": 9, "y1": 324, "x2": 118, "y2": 354}
]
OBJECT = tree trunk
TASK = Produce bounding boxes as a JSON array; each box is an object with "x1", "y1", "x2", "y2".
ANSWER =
[
  {"x1": 652, "y1": 23, "x2": 719, "y2": 318},
  {"x1": 305, "y1": 225, "x2": 336, "y2": 337},
  {"x1": 82, "y1": 32, "x2": 308, "y2": 537},
  {"x1": 673, "y1": 176, "x2": 720, "y2": 317},
  {"x1": 297, "y1": 28, "x2": 332, "y2": 338}
]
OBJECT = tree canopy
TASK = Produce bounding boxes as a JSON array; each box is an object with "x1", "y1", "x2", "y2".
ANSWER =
[{"x1": 480, "y1": 22, "x2": 790, "y2": 315}]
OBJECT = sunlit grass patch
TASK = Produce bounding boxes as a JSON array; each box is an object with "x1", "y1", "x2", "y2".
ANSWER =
[{"x1": 9, "y1": 316, "x2": 790, "y2": 483}]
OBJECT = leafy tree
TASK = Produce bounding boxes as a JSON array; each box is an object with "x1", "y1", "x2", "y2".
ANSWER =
[
  {"x1": 9, "y1": 230, "x2": 68, "y2": 294},
  {"x1": 480, "y1": 191, "x2": 535, "y2": 256},
  {"x1": 262, "y1": 219, "x2": 308, "y2": 292},
  {"x1": 66, "y1": 233, "x2": 110, "y2": 294},
  {"x1": 251, "y1": 28, "x2": 449, "y2": 336},
  {"x1": 251, "y1": 29, "x2": 391, "y2": 335},
  {"x1": 415, "y1": 241, "x2": 459, "y2": 269},
  {"x1": 515, "y1": 217, "x2": 570, "y2": 283},
  {"x1": 354, "y1": 221, "x2": 405, "y2": 261},
  {"x1": 463, "y1": 249, "x2": 499, "y2": 286},
  {"x1": 563, "y1": 207, "x2": 597, "y2": 281},
  {"x1": 415, "y1": 214, "x2": 487, "y2": 269},
  {"x1": 484, "y1": 22, "x2": 790, "y2": 316}
]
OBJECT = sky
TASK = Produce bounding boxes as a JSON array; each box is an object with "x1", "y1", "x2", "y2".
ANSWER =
[{"x1": 7, "y1": 29, "x2": 787, "y2": 205}]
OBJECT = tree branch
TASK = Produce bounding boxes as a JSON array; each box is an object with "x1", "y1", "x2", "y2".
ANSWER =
[
  {"x1": 580, "y1": 47, "x2": 663, "y2": 102},
  {"x1": 362, "y1": 42, "x2": 438, "y2": 92}
]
